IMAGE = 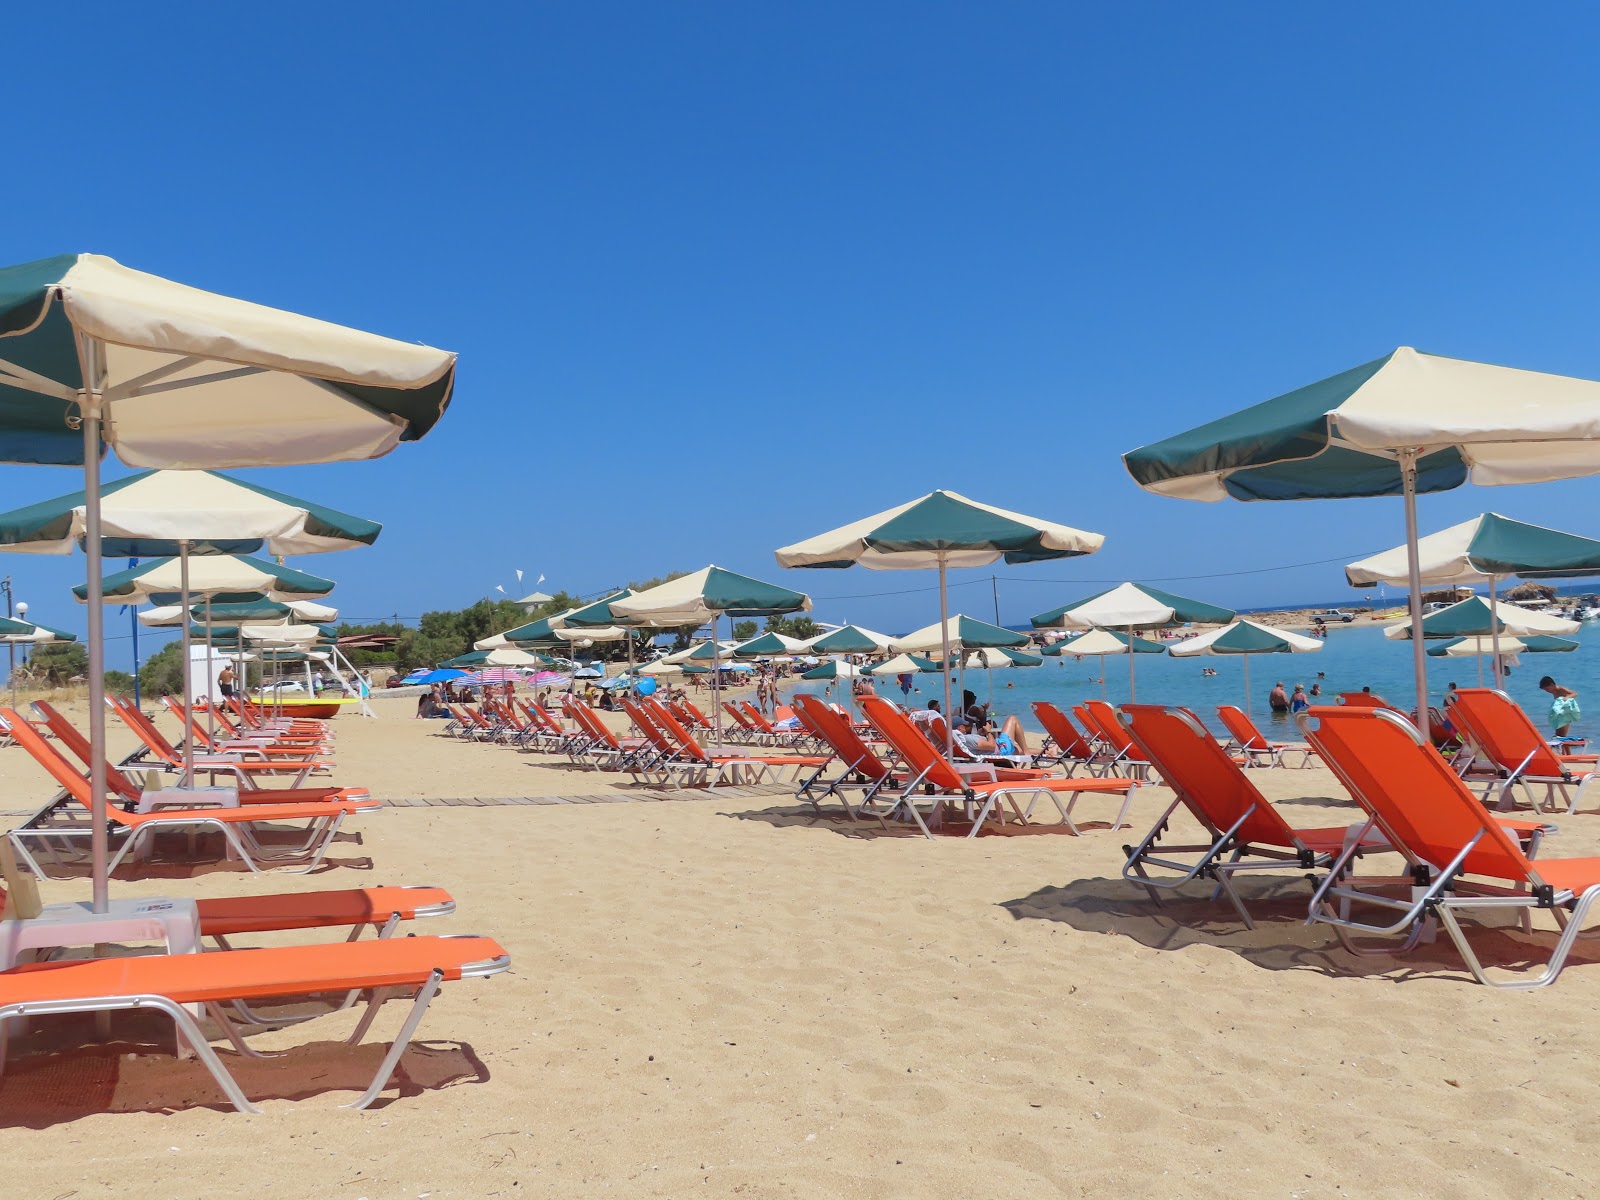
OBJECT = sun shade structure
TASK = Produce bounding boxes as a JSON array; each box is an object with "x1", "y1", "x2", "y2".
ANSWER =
[
  {"x1": 956, "y1": 646, "x2": 1044, "y2": 669},
  {"x1": 1032, "y1": 584, "x2": 1234, "y2": 700},
  {"x1": 891, "y1": 615, "x2": 1029, "y2": 654},
  {"x1": 0, "y1": 253, "x2": 454, "y2": 913},
  {"x1": 1042, "y1": 628, "x2": 1167, "y2": 699},
  {"x1": 804, "y1": 624, "x2": 895, "y2": 655},
  {"x1": 1168, "y1": 619, "x2": 1324, "y2": 715},
  {"x1": 636, "y1": 660, "x2": 709, "y2": 677},
  {"x1": 139, "y1": 596, "x2": 338, "y2": 627},
  {"x1": 800, "y1": 660, "x2": 864, "y2": 680},
  {"x1": 0, "y1": 615, "x2": 75, "y2": 643},
  {"x1": 665, "y1": 640, "x2": 739, "y2": 665},
  {"x1": 776, "y1": 490, "x2": 1103, "y2": 755},
  {"x1": 866, "y1": 653, "x2": 941, "y2": 676},
  {"x1": 77, "y1": 555, "x2": 335, "y2": 604},
  {"x1": 0, "y1": 469, "x2": 381, "y2": 557},
  {"x1": 1347, "y1": 512, "x2": 1600, "y2": 684},
  {"x1": 1383, "y1": 595, "x2": 1581, "y2": 641},
  {"x1": 441, "y1": 647, "x2": 551, "y2": 669},
  {"x1": 613, "y1": 566, "x2": 810, "y2": 744},
  {"x1": 1123, "y1": 347, "x2": 1600, "y2": 737},
  {"x1": 731, "y1": 631, "x2": 811, "y2": 659}
]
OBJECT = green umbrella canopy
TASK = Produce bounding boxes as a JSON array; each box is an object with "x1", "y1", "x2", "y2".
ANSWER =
[
  {"x1": 1383, "y1": 595, "x2": 1581, "y2": 640},
  {"x1": 731, "y1": 631, "x2": 809, "y2": 658},
  {"x1": 0, "y1": 469, "x2": 381, "y2": 557},
  {"x1": 75, "y1": 554, "x2": 335, "y2": 604},
  {"x1": 1426, "y1": 635, "x2": 1579, "y2": 658},
  {"x1": 187, "y1": 622, "x2": 338, "y2": 642},
  {"x1": 891, "y1": 614, "x2": 1029, "y2": 654},
  {"x1": 558, "y1": 590, "x2": 639, "y2": 629},
  {"x1": 1042, "y1": 630, "x2": 1167, "y2": 656},
  {"x1": 1168, "y1": 619, "x2": 1325, "y2": 657},
  {"x1": 1122, "y1": 348, "x2": 1600, "y2": 502},
  {"x1": 0, "y1": 254, "x2": 455, "y2": 468},
  {"x1": 800, "y1": 660, "x2": 864, "y2": 680},
  {"x1": 0, "y1": 615, "x2": 75, "y2": 643},
  {"x1": 611, "y1": 567, "x2": 809, "y2": 624},
  {"x1": 1347, "y1": 513, "x2": 1600, "y2": 586},
  {"x1": 865, "y1": 653, "x2": 942, "y2": 675},
  {"x1": 805, "y1": 624, "x2": 895, "y2": 655},
  {"x1": 956, "y1": 646, "x2": 1045, "y2": 668},
  {"x1": 502, "y1": 608, "x2": 577, "y2": 643},
  {"x1": 1032, "y1": 583, "x2": 1235, "y2": 630},
  {"x1": 774, "y1": 490, "x2": 1104, "y2": 570}
]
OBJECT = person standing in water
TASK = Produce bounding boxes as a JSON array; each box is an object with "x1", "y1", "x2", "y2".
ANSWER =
[
  {"x1": 1541, "y1": 675, "x2": 1581, "y2": 737},
  {"x1": 1269, "y1": 681, "x2": 1289, "y2": 713}
]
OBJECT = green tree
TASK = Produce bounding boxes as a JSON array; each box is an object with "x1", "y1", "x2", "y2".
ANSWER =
[
  {"x1": 732, "y1": 620, "x2": 758, "y2": 641},
  {"x1": 138, "y1": 642, "x2": 185, "y2": 697},
  {"x1": 23, "y1": 642, "x2": 89, "y2": 685},
  {"x1": 764, "y1": 615, "x2": 819, "y2": 640},
  {"x1": 103, "y1": 669, "x2": 135, "y2": 694}
]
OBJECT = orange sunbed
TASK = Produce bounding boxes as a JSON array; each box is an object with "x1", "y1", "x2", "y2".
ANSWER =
[
  {"x1": 859, "y1": 696, "x2": 1141, "y2": 839},
  {"x1": 1215, "y1": 704, "x2": 1313, "y2": 769},
  {"x1": 1300, "y1": 704, "x2": 1596, "y2": 988},
  {"x1": 1447, "y1": 688, "x2": 1600, "y2": 814},
  {"x1": 112, "y1": 696, "x2": 330, "y2": 787},
  {"x1": 0, "y1": 934, "x2": 509, "y2": 1112},
  {"x1": 1029, "y1": 702, "x2": 1103, "y2": 776}
]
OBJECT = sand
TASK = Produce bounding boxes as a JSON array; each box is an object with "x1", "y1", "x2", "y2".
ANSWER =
[{"x1": 3, "y1": 690, "x2": 1600, "y2": 1198}]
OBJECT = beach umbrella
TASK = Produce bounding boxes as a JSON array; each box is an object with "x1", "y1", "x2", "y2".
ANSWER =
[
  {"x1": 867, "y1": 653, "x2": 942, "y2": 676},
  {"x1": 441, "y1": 646, "x2": 551, "y2": 669},
  {"x1": 1123, "y1": 347, "x2": 1600, "y2": 737},
  {"x1": 1031, "y1": 584, "x2": 1234, "y2": 700},
  {"x1": 1424, "y1": 635, "x2": 1578, "y2": 687},
  {"x1": 0, "y1": 253, "x2": 453, "y2": 913},
  {"x1": 776, "y1": 490, "x2": 1103, "y2": 755},
  {"x1": 139, "y1": 596, "x2": 339, "y2": 627},
  {"x1": 804, "y1": 625, "x2": 896, "y2": 655},
  {"x1": 1383, "y1": 595, "x2": 1580, "y2": 641},
  {"x1": 665, "y1": 640, "x2": 738, "y2": 665},
  {"x1": 1041, "y1": 628, "x2": 1167, "y2": 699},
  {"x1": 612, "y1": 566, "x2": 810, "y2": 744},
  {"x1": 411, "y1": 669, "x2": 466, "y2": 685},
  {"x1": 637, "y1": 660, "x2": 709, "y2": 677},
  {"x1": 0, "y1": 616, "x2": 77, "y2": 707},
  {"x1": 731, "y1": 631, "x2": 810, "y2": 659},
  {"x1": 1346, "y1": 513, "x2": 1600, "y2": 684},
  {"x1": 1167, "y1": 619, "x2": 1324, "y2": 716},
  {"x1": 958, "y1": 646, "x2": 1044, "y2": 669},
  {"x1": 801, "y1": 660, "x2": 863, "y2": 680},
  {"x1": 890, "y1": 614, "x2": 1029, "y2": 654}
]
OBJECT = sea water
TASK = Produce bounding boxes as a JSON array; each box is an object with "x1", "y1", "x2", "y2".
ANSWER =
[{"x1": 786, "y1": 623, "x2": 1598, "y2": 741}]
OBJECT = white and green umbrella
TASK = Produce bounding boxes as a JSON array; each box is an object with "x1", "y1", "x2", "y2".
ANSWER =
[
  {"x1": 731, "y1": 631, "x2": 810, "y2": 659},
  {"x1": 139, "y1": 596, "x2": 338, "y2": 628},
  {"x1": 1123, "y1": 347, "x2": 1600, "y2": 737},
  {"x1": 1383, "y1": 595, "x2": 1580, "y2": 641},
  {"x1": 804, "y1": 624, "x2": 895, "y2": 655},
  {"x1": 665, "y1": 640, "x2": 739, "y2": 665},
  {"x1": 1425, "y1": 634, "x2": 1579, "y2": 687},
  {"x1": 776, "y1": 491, "x2": 1103, "y2": 754},
  {"x1": 957, "y1": 646, "x2": 1044, "y2": 669},
  {"x1": 1031, "y1": 584, "x2": 1234, "y2": 700},
  {"x1": 0, "y1": 253, "x2": 454, "y2": 912},
  {"x1": 0, "y1": 615, "x2": 75, "y2": 644},
  {"x1": 866, "y1": 652, "x2": 941, "y2": 676},
  {"x1": 636, "y1": 659, "x2": 709, "y2": 677},
  {"x1": 1167, "y1": 619, "x2": 1324, "y2": 715},
  {"x1": 1347, "y1": 512, "x2": 1600, "y2": 685},
  {"x1": 613, "y1": 566, "x2": 810, "y2": 744},
  {"x1": 890, "y1": 614, "x2": 1029, "y2": 655},
  {"x1": 441, "y1": 646, "x2": 551, "y2": 669},
  {"x1": 800, "y1": 660, "x2": 864, "y2": 680},
  {"x1": 1042, "y1": 628, "x2": 1167, "y2": 699}
]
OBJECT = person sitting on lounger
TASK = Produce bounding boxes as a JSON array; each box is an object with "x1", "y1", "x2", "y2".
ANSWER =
[{"x1": 953, "y1": 715, "x2": 1032, "y2": 760}]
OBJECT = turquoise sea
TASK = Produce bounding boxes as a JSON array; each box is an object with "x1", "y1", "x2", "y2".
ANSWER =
[{"x1": 785, "y1": 623, "x2": 1599, "y2": 742}]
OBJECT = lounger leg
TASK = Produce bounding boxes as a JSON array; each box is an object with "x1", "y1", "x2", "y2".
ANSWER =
[{"x1": 341, "y1": 970, "x2": 443, "y2": 1110}]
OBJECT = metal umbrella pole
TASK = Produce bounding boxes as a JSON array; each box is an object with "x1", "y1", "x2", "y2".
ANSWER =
[
  {"x1": 1127, "y1": 625, "x2": 1138, "y2": 702},
  {"x1": 177, "y1": 540, "x2": 194, "y2": 786},
  {"x1": 1399, "y1": 450, "x2": 1431, "y2": 740},
  {"x1": 937, "y1": 552, "x2": 953, "y2": 758},
  {"x1": 1489, "y1": 574, "x2": 1503, "y2": 688},
  {"x1": 73, "y1": 333, "x2": 110, "y2": 913}
]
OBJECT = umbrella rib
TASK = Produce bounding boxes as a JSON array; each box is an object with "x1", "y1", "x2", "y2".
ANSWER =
[
  {"x1": 0, "y1": 354, "x2": 79, "y2": 401},
  {"x1": 101, "y1": 355, "x2": 207, "y2": 399},
  {"x1": 116, "y1": 364, "x2": 268, "y2": 397}
]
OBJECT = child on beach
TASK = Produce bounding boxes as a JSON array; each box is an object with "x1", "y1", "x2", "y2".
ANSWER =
[{"x1": 1540, "y1": 675, "x2": 1581, "y2": 736}]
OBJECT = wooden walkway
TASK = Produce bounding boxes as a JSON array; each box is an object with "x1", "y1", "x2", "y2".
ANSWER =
[{"x1": 381, "y1": 783, "x2": 795, "y2": 808}]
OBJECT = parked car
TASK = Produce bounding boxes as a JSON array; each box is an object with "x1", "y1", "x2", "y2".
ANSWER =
[{"x1": 1313, "y1": 609, "x2": 1355, "y2": 623}]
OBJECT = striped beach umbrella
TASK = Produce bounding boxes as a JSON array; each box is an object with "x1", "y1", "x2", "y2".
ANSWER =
[
  {"x1": 866, "y1": 653, "x2": 941, "y2": 676},
  {"x1": 890, "y1": 614, "x2": 1028, "y2": 654},
  {"x1": 1042, "y1": 629, "x2": 1167, "y2": 700},
  {"x1": 0, "y1": 253, "x2": 454, "y2": 910},
  {"x1": 805, "y1": 625, "x2": 896, "y2": 655},
  {"x1": 77, "y1": 555, "x2": 335, "y2": 604},
  {"x1": 776, "y1": 491, "x2": 1103, "y2": 753},
  {"x1": 441, "y1": 647, "x2": 552, "y2": 669},
  {"x1": 731, "y1": 631, "x2": 810, "y2": 659},
  {"x1": 1031, "y1": 584, "x2": 1234, "y2": 700},
  {"x1": 800, "y1": 660, "x2": 864, "y2": 680},
  {"x1": 1168, "y1": 619, "x2": 1324, "y2": 715},
  {"x1": 1123, "y1": 347, "x2": 1600, "y2": 735},
  {"x1": 1425, "y1": 635, "x2": 1578, "y2": 687},
  {"x1": 1384, "y1": 595, "x2": 1580, "y2": 641},
  {"x1": 1347, "y1": 513, "x2": 1600, "y2": 684}
]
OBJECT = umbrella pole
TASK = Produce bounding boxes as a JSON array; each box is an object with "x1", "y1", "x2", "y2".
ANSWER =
[
  {"x1": 938, "y1": 554, "x2": 953, "y2": 758},
  {"x1": 711, "y1": 613, "x2": 722, "y2": 748},
  {"x1": 179, "y1": 540, "x2": 194, "y2": 787},
  {"x1": 204, "y1": 597, "x2": 216, "y2": 753},
  {"x1": 1489, "y1": 575, "x2": 1503, "y2": 688},
  {"x1": 1100, "y1": 653, "x2": 1107, "y2": 700},
  {"x1": 1127, "y1": 625, "x2": 1137, "y2": 702},
  {"x1": 1243, "y1": 653, "x2": 1251, "y2": 717},
  {"x1": 1399, "y1": 450, "x2": 1431, "y2": 741},
  {"x1": 76, "y1": 340, "x2": 110, "y2": 914},
  {"x1": 1477, "y1": 652, "x2": 1484, "y2": 688}
]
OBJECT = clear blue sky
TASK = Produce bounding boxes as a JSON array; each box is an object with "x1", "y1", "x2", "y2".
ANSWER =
[{"x1": 6, "y1": 4, "x2": 1600, "y2": 661}]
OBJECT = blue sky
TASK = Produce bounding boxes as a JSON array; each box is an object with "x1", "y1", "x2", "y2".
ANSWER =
[{"x1": 5, "y1": 4, "x2": 1600, "y2": 661}]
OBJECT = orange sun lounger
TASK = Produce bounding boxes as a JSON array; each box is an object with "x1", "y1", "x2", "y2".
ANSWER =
[
  {"x1": 1446, "y1": 688, "x2": 1600, "y2": 814},
  {"x1": 1030, "y1": 702, "x2": 1110, "y2": 777},
  {"x1": 0, "y1": 933, "x2": 510, "y2": 1112},
  {"x1": 4, "y1": 710, "x2": 371, "y2": 878},
  {"x1": 1299, "y1": 704, "x2": 1597, "y2": 988},
  {"x1": 790, "y1": 694, "x2": 908, "y2": 817},
  {"x1": 112, "y1": 696, "x2": 330, "y2": 787},
  {"x1": 860, "y1": 696, "x2": 1142, "y2": 839},
  {"x1": 1215, "y1": 705, "x2": 1314, "y2": 769},
  {"x1": 1115, "y1": 704, "x2": 1386, "y2": 927}
]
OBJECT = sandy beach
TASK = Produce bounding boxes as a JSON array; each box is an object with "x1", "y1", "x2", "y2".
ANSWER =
[{"x1": 0, "y1": 691, "x2": 1595, "y2": 1198}]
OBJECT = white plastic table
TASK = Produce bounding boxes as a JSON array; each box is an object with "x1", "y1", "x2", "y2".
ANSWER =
[{"x1": 0, "y1": 896, "x2": 202, "y2": 970}]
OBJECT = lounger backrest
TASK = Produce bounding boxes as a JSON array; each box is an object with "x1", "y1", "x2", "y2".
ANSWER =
[
  {"x1": 1299, "y1": 705, "x2": 1531, "y2": 881},
  {"x1": 859, "y1": 696, "x2": 965, "y2": 791},
  {"x1": 1031, "y1": 702, "x2": 1092, "y2": 757},
  {"x1": 0, "y1": 707, "x2": 108, "y2": 813},
  {"x1": 569, "y1": 701, "x2": 621, "y2": 748},
  {"x1": 623, "y1": 701, "x2": 675, "y2": 753},
  {"x1": 1448, "y1": 688, "x2": 1567, "y2": 778},
  {"x1": 645, "y1": 701, "x2": 709, "y2": 761},
  {"x1": 794, "y1": 695, "x2": 890, "y2": 780},
  {"x1": 110, "y1": 696, "x2": 182, "y2": 764},
  {"x1": 30, "y1": 701, "x2": 142, "y2": 804},
  {"x1": 1215, "y1": 705, "x2": 1269, "y2": 751},
  {"x1": 740, "y1": 702, "x2": 776, "y2": 733},
  {"x1": 1336, "y1": 692, "x2": 1388, "y2": 708},
  {"x1": 1117, "y1": 704, "x2": 1297, "y2": 848},
  {"x1": 682, "y1": 700, "x2": 713, "y2": 728},
  {"x1": 162, "y1": 696, "x2": 213, "y2": 748},
  {"x1": 1085, "y1": 701, "x2": 1146, "y2": 761},
  {"x1": 722, "y1": 702, "x2": 754, "y2": 730}
]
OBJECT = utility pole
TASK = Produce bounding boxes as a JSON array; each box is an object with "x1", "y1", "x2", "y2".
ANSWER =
[{"x1": 2, "y1": 576, "x2": 12, "y2": 709}]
